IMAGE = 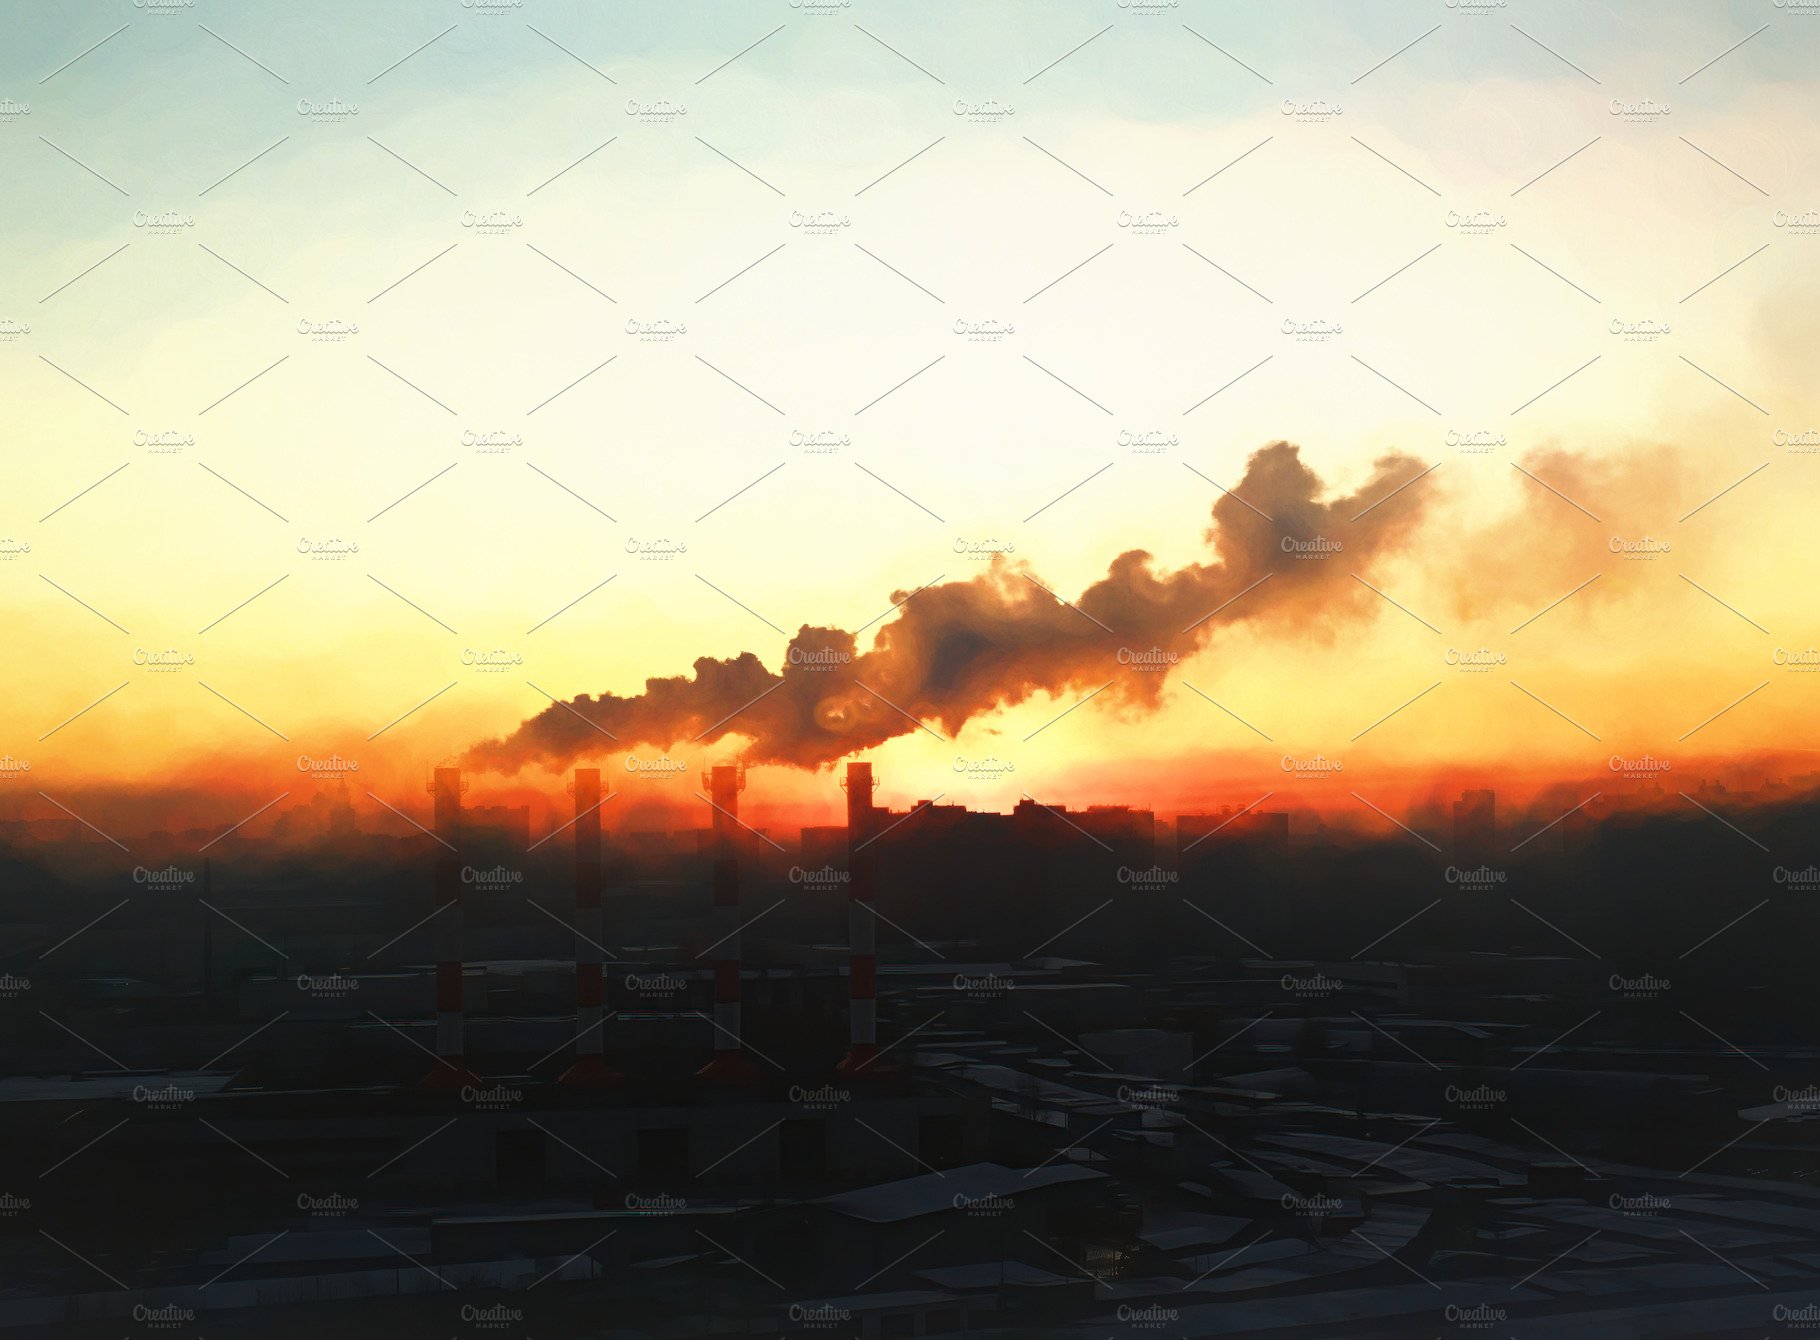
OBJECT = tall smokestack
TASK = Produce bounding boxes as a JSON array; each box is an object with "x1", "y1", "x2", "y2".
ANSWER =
[
  {"x1": 421, "y1": 766, "x2": 475, "y2": 1090},
  {"x1": 561, "y1": 767, "x2": 617, "y2": 1087},
  {"x1": 697, "y1": 763, "x2": 758, "y2": 1085},
  {"x1": 838, "y1": 761, "x2": 878, "y2": 1076}
]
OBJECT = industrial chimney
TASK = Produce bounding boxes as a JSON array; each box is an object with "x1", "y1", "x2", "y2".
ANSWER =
[
  {"x1": 837, "y1": 761, "x2": 879, "y2": 1076},
  {"x1": 697, "y1": 763, "x2": 758, "y2": 1085},
  {"x1": 421, "y1": 766, "x2": 477, "y2": 1090},
  {"x1": 560, "y1": 766, "x2": 617, "y2": 1087}
]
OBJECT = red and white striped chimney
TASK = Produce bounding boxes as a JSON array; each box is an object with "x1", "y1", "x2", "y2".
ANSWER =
[
  {"x1": 838, "y1": 761, "x2": 878, "y2": 1075},
  {"x1": 561, "y1": 766, "x2": 617, "y2": 1087},
  {"x1": 421, "y1": 766, "x2": 475, "y2": 1090},
  {"x1": 697, "y1": 763, "x2": 757, "y2": 1085}
]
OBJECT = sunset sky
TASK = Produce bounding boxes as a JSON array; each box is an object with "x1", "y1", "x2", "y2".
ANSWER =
[{"x1": 4, "y1": 0, "x2": 1816, "y2": 836}]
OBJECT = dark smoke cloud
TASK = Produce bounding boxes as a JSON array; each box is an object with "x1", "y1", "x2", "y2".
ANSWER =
[{"x1": 465, "y1": 442, "x2": 1430, "y2": 773}]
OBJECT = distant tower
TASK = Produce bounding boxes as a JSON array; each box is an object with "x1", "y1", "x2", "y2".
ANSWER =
[
  {"x1": 1453, "y1": 789, "x2": 1496, "y2": 868},
  {"x1": 697, "y1": 764, "x2": 758, "y2": 1085},
  {"x1": 838, "y1": 761, "x2": 879, "y2": 1076},
  {"x1": 421, "y1": 767, "x2": 477, "y2": 1090},
  {"x1": 561, "y1": 767, "x2": 618, "y2": 1087}
]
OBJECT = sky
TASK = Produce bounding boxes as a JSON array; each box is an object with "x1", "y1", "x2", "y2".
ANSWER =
[{"x1": 2, "y1": 0, "x2": 1816, "y2": 837}]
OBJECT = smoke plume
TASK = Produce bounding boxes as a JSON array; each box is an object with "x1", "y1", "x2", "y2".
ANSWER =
[{"x1": 466, "y1": 441, "x2": 1431, "y2": 773}]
